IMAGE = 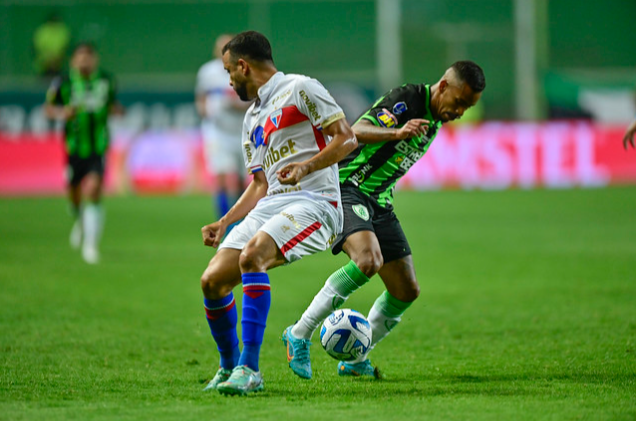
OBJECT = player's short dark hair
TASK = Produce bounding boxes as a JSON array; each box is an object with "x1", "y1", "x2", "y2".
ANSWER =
[
  {"x1": 72, "y1": 41, "x2": 97, "y2": 55},
  {"x1": 452, "y1": 61, "x2": 486, "y2": 93},
  {"x1": 222, "y1": 31, "x2": 274, "y2": 64}
]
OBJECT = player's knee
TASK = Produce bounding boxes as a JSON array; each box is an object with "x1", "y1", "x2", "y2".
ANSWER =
[
  {"x1": 200, "y1": 270, "x2": 228, "y2": 298},
  {"x1": 238, "y1": 245, "x2": 265, "y2": 273},
  {"x1": 406, "y1": 281, "x2": 421, "y2": 301},
  {"x1": 400, "y1": 279, "x2": 420, "y2": 302},
  {"x1": 354, "y1": 250, "x2": 383, "y2": 278}
]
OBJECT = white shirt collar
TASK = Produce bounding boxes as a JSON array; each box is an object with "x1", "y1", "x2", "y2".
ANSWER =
[{"x1": 255, "y1": 71, "x2": 285, "y2": 106}]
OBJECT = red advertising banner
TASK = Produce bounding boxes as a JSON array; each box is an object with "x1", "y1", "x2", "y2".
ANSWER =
[
  {"x1": 0, "y1": 122, "x2": 634, "y2": 196},
  {"x1": 399, "y1": 122, "x2": 635, "y2": 189}
]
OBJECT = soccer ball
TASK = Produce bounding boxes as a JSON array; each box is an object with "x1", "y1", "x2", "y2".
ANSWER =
[{"x1": 320, "y1": 309, "x2": 372, "y2": 361}]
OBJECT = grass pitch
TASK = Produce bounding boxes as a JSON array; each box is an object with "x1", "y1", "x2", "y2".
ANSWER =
[{"x1": 1, "y1": 188, "x2": 635, "y2": 420}]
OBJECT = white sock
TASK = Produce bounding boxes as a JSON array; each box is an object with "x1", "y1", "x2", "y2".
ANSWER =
[
  {"x1": 83, "y1": 203, "x2": 104, "y2": 251},
  {"x1": 291, "y1": 282, "x2": 347, "y2": 340},
  {"x1": 367, "y1": 304, "x2": 401, "y2": 349},
  {"x1": 292, "y1": 261, "x2": 370, "y2": 340},
  {"x1": 352, "y1": 291, "x2": 411, "y2": 363}
]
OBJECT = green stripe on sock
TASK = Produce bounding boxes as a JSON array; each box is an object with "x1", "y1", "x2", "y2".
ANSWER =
[
  {"x1": 328, "y1": 261, "x2": 369, "y2": 295},
  {"x1": 374, "y1": 291, "x2": 412, "y2": 318}
]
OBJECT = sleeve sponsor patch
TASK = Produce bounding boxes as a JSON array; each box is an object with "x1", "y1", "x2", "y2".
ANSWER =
[
  {"x1": 392, "y1": 101, "x2": 408, "y2": 115},
  {"x1": 377, "y1": 109, "x2": 398, "y2": 128}
]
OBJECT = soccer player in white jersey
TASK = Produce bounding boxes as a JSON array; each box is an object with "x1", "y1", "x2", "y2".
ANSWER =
[
  {"x1": 199, "y1": 31, "x2": 357, "y2": 396},
  {"x1": 196, "y1": 34, "x2": 250, "y2": 221}
]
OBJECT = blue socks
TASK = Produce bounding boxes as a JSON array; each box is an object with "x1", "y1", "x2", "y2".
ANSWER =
[
  {"x1": 216, "y1": 191, "x2": 230, "y2": 218},
  {"x1": 238, "y1": 272, "x2": 271, "y2": 372},
  {"x1": 204, "y1": 294, "x2": 240, "y2": 370},
  {"x1": 204, "y1": 273, "x2": 271, "y2": 372}
]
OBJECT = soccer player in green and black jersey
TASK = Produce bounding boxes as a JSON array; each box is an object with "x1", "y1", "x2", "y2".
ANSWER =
[
  {"x1": 45, "y1": 42, "x2": 122, "y2": 264},
  {"x1": 283, "y1": 61, "x2": 485, "y2": 379}
]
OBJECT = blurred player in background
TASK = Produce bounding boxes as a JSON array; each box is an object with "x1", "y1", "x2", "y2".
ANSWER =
[
  {"x1": 196, "y1": 34, "x2": 250, "y2": 224},
  {"x1": 624, "y1": 120, "x2": 636, "y2": 150},
  {"x1": 33, "y1": 12, "x2": 71, "y2": 77},
  {"x1": 283, "y1": 61, "x2": 486, "y2": 379},
  {"x1": 199, "y1": 31, "x2": 357, "y2": 396},
  {"x1": 45, "y1": 42, "x2": 123, "y2": 264}
]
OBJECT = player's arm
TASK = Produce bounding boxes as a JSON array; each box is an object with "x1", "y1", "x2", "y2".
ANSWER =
[
  {"x1": 623, "y1": 119, "x2": 636, "y2": 150},
  {"x1": 352, "y1": 118, "x2": 430, "y2": 144},
  {"x1": 44, "y1": 77, "x2": 75, "y2": 120},
  {"x1": 195, "y1": 93, "x2": 207, "y2": 117},
  {"x1": 44, "y1": 102, "x2": 76, "y2": 121},
  {"x1": 277, "y1": 118, "x2": 357, "y2": 185},
  {"x1": 201, "y1": 170, "x2": 268, "y2": 248}
]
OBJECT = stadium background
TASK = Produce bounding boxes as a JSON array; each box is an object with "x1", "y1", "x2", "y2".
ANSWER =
[
  {"x1": 1, "y1": 0, "x2": 635, "y2": 195},
  {"x1": 1, "y1": 2, "x2": 636, "y2": 419}
]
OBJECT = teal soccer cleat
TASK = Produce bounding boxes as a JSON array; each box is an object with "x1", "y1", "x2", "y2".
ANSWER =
[
  {"x1": 338, "y1": 360, "x2": 382, "y2": 379},
  {"x1": 217, "y1": 365, "x2": 264, "y2": 396},
  {"x1": 281, "y1": 325, "x2": 312, "y2": 379},
  {"x1": 202, "y1": 367, "x2": 232, "y2": 391}
]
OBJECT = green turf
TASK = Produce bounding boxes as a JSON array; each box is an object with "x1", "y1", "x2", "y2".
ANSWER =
[{"x1": 1, "y1": 188, "x2": 635, "y2": 420}]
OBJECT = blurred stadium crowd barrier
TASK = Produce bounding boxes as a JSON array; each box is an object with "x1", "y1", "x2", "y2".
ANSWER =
[{"x1": 1, "y1": 121, "x2": 633, "y2": 196}]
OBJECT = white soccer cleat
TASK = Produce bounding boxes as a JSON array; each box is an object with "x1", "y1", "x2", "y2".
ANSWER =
[
  {"x1": 69, "y1": 220, "x2": 82, "y2": 250},
  {"x1": 82, "y1": 245, "x2": 100, "y2": 264}
]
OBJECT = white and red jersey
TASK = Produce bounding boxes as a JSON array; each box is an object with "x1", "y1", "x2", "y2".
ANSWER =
[
  {"x1": 242, "y1": 72, "x2": 346, "y2": 203},
  {"x1": 196, "y1": 58, "x2": 244, "y2": 136}
]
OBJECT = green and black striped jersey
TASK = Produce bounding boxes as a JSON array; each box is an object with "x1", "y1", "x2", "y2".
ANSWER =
[
  {"x1": 339, "y1": 84, "x2": 443, "y2": 209},
  {"x1": 46, "y1": 69, "x2": 116, "y2": 158}
]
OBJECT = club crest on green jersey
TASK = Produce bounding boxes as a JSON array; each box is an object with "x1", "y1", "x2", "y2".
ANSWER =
[{"x1": 352, "y1": 204, "x2": 370, "y2": 221}]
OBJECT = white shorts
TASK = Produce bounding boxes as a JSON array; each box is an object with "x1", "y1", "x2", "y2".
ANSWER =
[
  {"x1": 201, "y1": 122, "x2": 243, "y2": 175},
  {"x1": 219, "y1": 193, "x2": 342, "y2": 263}
]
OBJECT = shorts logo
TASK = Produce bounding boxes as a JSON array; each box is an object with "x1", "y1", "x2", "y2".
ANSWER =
[
  {"x1": 352, "y1": 204, "x2": 370, "y2": 221},
  {"x1": 377, "y1": 109, "x2": 397, "y2": 128},
  {"x1": 392, "y1": 102, "x2": 407, "y2": 115},
  {"x1": 270, "y1": 109, "x2": 282, "y2": 128}
]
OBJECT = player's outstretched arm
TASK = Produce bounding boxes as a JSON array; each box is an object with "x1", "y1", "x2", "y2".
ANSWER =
[
  {"x1": 353, "y1": 118, "x2": 430, "y2": 144},
  {"x1": 277, "y1": 118, "x2": 357, "y2": 185},
  {"x1": 623, "y1": 119, "x2": 636, "y2": 150},
  {"x1": 44, "y1": 103, "x2": 76, "y2": 121},
  {"x1": 201, "y1": 171, "x2": 268, "y2": 248}
]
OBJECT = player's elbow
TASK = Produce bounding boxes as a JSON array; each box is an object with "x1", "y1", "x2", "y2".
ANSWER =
[
  {"x1": 43, "y1": 104, "x2": 55, "y2": 119},
  {"x1": 340, "y1": 126, "x2": 358, "y2": 154}
]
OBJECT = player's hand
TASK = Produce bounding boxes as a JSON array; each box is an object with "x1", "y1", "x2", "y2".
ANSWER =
[
  {"x1": 277, "y1": 162, "x2": 310, "y2": 185},
  {"x1": 62, "y1": 106, "x2": 76, "y2": 121},
  {"x1": 623, "y1": 126, "x2": 636, "y2": 150},
  {"x1": 201, "y1": 220, "x2": 226, "y2": 248},
  {"x1": 395, "y1": 118, "x2": 429, "y2": 140}
]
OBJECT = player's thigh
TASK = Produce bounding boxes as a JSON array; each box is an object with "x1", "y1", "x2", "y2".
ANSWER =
[
  {"x1": 201, "y1": 248, "x2": 242, "y2": 298},
  {"x1": 372, "y1": 209, "x2": 412, "y2": 264},
  {"x1": 378, "y1": 255, "x2": 420, "y2": 302},
  {"x1": 239, "y1": 230, "x2": 287, "y2": 272},
  {"x1": 259, "y1": 197, "x2": 339, "y2": 264}
]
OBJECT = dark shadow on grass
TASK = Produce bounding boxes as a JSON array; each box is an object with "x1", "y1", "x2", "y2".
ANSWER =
[{"x1": 235, "y1": 371, "x2": 635, "y2": 399}]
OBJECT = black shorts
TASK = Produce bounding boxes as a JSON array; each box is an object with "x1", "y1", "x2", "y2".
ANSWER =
[
  {"x1": 66, "y1": 155, "x2": 105, "y2": 187},
  {"x1": 332, "y1": 183, "x2": 411, "y2": 263}
]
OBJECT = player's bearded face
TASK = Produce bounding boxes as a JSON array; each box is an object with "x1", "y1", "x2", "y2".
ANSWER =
[
  {"x1": 233, "y1": 79, "x2": 250, "y2": 101},
  {"x1": 223, "y1": 52, "x2": 252, "y2": 101}
]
